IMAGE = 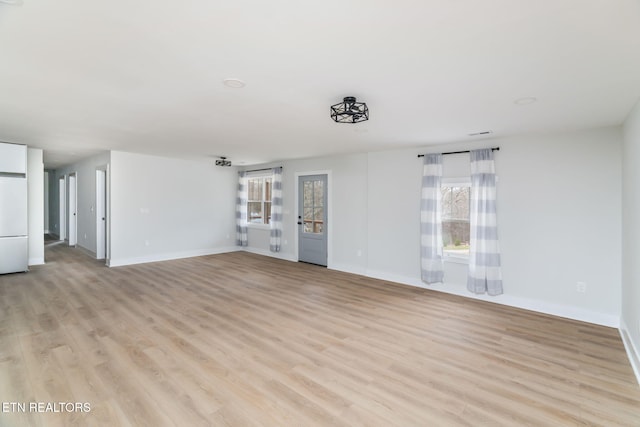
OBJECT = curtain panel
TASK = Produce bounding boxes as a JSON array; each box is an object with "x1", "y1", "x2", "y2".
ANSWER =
[
  {"x1": 467, "y1": 149, "x2": 503, "y2": 295},
  {"x1": 235, "y1": 171, "x2": 248, "y2": 246},
  {"x1": 420, "y1": 154, "x2": 445, "y2": 284},
  {"x1": 270, "y1": 167, "x2": 283, "y2": 252}
]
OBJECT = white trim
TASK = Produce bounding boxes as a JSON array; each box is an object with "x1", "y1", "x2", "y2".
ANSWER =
[
  {"x1": 44, "y1": 229, "x2": 50, "y2": 234},
  {"x1": 442, "y1": 177, "x2": 471, "y2": 186},
  {"x1": 242, "y1": 246, "x2": 297, "y2": 263},
  {"x1": 108, "y1": 247, "x2": 240, "y2": 267},
  {"x1": 245, "y1": 174, "x2": 272, "y2": 226},
  {"x1": 28, "y1": 257, "x2": 45, "y2": 266},
  {"x1": 328, "y1": 263, "x2": 366, "y2": 276},
  {"x1": 620, "y1": 319, "x2": 640, "y2": 385},
  {"x1": 247, "y1": 223, "x2": 270, "y2": 230},
  {"x1": 443, "y1": 255, "x2": 469, "y2": 264},
  {"x1": 362, "y1": 268, "x2": 619, "y2": 327},
  {"x1": 75, "y1": 244, "x2": 96, "y2": 259}
]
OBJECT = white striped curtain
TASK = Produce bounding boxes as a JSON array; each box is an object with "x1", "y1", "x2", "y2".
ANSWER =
[
  {"x1": 467, "y1": 149, "x2": 503, "y2": 295},
  {"x1": 270, "y1": 167, "x2": 283, "y2": 252},
  {"x1": 236, "y1": 171, "x2": 248, "y2": 247},
  {"x1": 420, "y1": 154, "x2": 444, "y2": 284}
]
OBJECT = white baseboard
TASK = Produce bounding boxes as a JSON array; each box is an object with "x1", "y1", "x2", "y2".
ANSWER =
[
  {"x1": 44, "y1": 229, "x2": 50, "y2": 234},
  {"x1": 620, "y1": 319, "x2": 640, "y2": 386},
  {"x1": 108, "y1": 246, "x2": 240, "y2": 267},
  {"x1": 328, "y1": 262, "x2": 366, "y2": 276},
  {"x1": 364, "y1": 268, "x2": 620, "y2": 328},
  {"x1": 76, "y1": 244, "x2": 97, "y2": 259},
  {"x1": 242, "y1": 246, "x2": 297, "y2": 263},
  {"x1": 28, "y1": 257, "x2": 45, "y2": 266}
]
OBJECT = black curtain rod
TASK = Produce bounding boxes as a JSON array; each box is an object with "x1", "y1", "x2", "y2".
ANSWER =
[
  {"x1": 417, "y1": 147, "x2": 500, "y2": 158},
  {"x1": 244, "y1": 166, "x2": 282, "y2": 173}
]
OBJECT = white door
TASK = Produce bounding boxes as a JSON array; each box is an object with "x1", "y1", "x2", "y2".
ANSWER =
[
  {"x1": 96, "y1": 169, "x2": 107, "y2": 260},
  {"x1": 68, "y1": 173, "x2": 77, "y2": 246},
  {"x1": 59, "y1": 176, "x2": 66, "y2": 241},
  {"x1": 298, "y1": 174, "x2": 328, "y2": 266}
]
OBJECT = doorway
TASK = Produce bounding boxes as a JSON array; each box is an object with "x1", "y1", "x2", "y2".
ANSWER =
[
  {"x1": 297, "y1": 174, "x2": 328, "y2": 266},
  {"x1": 58, "y1": 176, "x2": 66, "y2": 241},
  {"x1": 96, "y1": 168, "x2": 107, "y2": 260},
  {"x1": 68, "y1": 173, "x2": 77, "y2": 247}
]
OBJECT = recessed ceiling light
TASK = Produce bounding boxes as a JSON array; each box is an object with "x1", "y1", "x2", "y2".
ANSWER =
[
  {"x1": 0, "y1": 0, "x2": 23, "y2": 5},
  {"x1": 223, "y1": 78, "x2": 246, "y2": 88},
  {"x1": 514, "y1": 97, "x2": 537, "y2": 106}
]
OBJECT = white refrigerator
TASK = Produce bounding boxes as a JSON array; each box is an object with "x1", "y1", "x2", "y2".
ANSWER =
[{"x1": 0, "y1": 142, "x2": 28, "y2": 274}]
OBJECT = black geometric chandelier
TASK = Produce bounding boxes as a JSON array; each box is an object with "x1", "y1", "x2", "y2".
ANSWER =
[{"x1": 330, "y1": 96, "x2": 369, "y2": 123}]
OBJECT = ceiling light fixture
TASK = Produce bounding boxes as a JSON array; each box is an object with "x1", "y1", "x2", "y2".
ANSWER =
[
  {"x1": 330, "y1": 96, "x2": 369, "y2": 123},
  {"x1": 0, "y1": 0, "x2": 23, "y2": 5},
  {"x1": 223, "y1": 78, "x2": 245, "y2": 88},
  {"x1": 215, "y1": 156, "x2": 232, "y2": 167}
]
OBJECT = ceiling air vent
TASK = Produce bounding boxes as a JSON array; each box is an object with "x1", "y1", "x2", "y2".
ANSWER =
[{"x1": 468, "y1": 130, "x2": 493, "y2": 137}]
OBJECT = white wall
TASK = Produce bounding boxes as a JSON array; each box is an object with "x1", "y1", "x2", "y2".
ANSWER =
[
  {"x1": 241, "y1": 153, "x2": 369, "y2": 273},
  {"x1": 369, "y1": 128, "x2": 622, "y2": 326},
  {"x1": 109, "y1": 151, "x2": 237, "y2": 266},
  {"x1": 57, "y1": 152, "x2": 111, "y2": 255},
  {"x1": 27, "y1": 148, "x2": 44, "y2": 265},
  {"x1": 622, "y1": 99, "x2": 640, "y2": 382},
  {"x1": 246, "y1": 127, "x2": 622, "y2": 327}
]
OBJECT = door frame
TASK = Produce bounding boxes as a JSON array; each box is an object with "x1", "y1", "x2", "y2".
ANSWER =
[
  {"x1": 44, "y1": 171, "x2": 49, "y2": 234},
  {"x1": 294, "y1": 170, "x2": 332, "y2": 268},
  {"x1": 95, "y1": 166, "x2": 108, "y2": 261},
  {"x1": 58, "y1": 175, "x2": 66, "y2": 241},
  {"x1": 68, "y1": 172, "x2": 77, "y2": 246}
]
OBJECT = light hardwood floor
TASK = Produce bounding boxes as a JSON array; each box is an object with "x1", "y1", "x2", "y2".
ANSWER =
[{"x1": 1, "y1": 244, "x2": 639, "y2": 426}]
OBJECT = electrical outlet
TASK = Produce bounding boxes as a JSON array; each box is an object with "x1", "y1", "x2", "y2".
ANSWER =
[{"x1": 576, "y1": 282, "x2": 586, "y2": 293}]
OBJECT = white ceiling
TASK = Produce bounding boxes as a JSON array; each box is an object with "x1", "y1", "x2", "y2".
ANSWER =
[{"x1": 1, "y1": 0, "x2": 639, "y2": 169}]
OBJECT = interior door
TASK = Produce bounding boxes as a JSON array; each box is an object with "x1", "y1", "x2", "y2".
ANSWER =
[
  {"x1": 59, "y1": 176, "x2": 66, "y2": 241},
  {"x1": 96, "y1": 169, "x2": 107, "y2": 260},
  {"x1": 68, "y1": 173, "x2": 77, "y2": 246},
  {"x1": 298, "y1": 174, "x2": 327, "y2": 266}
]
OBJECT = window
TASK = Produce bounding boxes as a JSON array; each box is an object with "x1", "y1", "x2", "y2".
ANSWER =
[
  {"x1": 302, "y1": 179, "x2": 324, "y2": 234},
  {"x1": 441, "y1": 182, "x2": 470, "y2": 259},
  {"x1": 247, "y1": 176, "x2": 272, "y2": 225}
]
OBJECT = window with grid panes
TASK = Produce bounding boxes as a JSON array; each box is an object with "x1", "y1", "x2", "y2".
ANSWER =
[
  {"x1": 441, "y1": 183, "x2": 470, "y2": 260},
  {"x1": 247, "y1": 176, "x2": 272, "y2": 225}
]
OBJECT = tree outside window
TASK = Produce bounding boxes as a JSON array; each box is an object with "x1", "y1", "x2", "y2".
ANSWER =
[{"x1": 441, "y1": 186, "x2": 470, "y2": 257}]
